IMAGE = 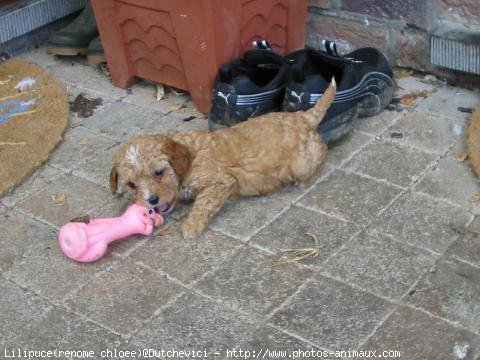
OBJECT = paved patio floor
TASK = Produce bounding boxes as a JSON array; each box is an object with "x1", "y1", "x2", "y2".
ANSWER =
[{"x1": 1, "y1": 46, "x2": 480, "y2": 360}]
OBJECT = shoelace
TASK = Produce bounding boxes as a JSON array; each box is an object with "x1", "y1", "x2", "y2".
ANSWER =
[
  {"x1": 252, "y1": 39, "x2": 272, "y2": 51},
  {"x1": 321, "y1": 39, "x2": 363, "y2": 63}
]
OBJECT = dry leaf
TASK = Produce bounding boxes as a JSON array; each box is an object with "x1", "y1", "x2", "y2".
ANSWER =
[
  {"x1": 79, "y1": 138, "x2": 88, "y2": 145},
  {"x1": 400, "y1": 95, "x2": 416, "y2": 107},
  {"x1": 166, "y1": 103, "x2": 183, "y2": 113},
  {"x1": 457, "y1": 152, "x2": 469, "y2": 162},
  {"x1": 156, "y1": 84, "x2": 165, "y2": 101},
  {"x1": 400, "y1": 90, "x2": 429, "y2": 107},
  {"x1": 52, "y1": 194, "x2": 66, "y2": 205},
  {"x1": 394, "y1": 68, "x2": 413, "y2": 79},
  {"x1": 159, "y1": 227, "x2": 174, "y2": 236},
  {"x1": 400, "y1": 94, "x2": 419, "y2": 107},
  {"x1": 470, "y1": 194, "x2": 480, "y2": 202}
]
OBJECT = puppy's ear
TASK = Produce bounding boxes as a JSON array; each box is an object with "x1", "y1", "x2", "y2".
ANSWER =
[
  {"x1": 110, "y1": 166, "x2": 118, "y2": 194},
  {"x1": 164, "y1": 139, "x2": 191, "y2": 179}
]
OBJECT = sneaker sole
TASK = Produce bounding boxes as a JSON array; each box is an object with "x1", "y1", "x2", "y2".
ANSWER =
[
  {"x1": 357, "y1": 74, "x2": 395, "y2": 118},
  {"x1": 318, "y1": 105, "x2": 359, "y2": 144}
]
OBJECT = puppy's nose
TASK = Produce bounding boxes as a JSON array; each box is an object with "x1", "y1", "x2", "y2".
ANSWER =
[{"x1": 148, "y1": 195, "x2": 159, "y2": 206}]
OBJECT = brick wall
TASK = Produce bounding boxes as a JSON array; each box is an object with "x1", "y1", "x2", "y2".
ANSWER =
[{"x1": 307, "y1": 0, "x2": 480, "y2": 75}]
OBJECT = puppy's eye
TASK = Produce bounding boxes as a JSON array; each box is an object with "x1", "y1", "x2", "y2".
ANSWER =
[
  {"x1": 154, "y1": 169, "x2": 165, "y2": 178},
  {"x1": 127, "y1": 182, "x2": 137, "y2": 189}
]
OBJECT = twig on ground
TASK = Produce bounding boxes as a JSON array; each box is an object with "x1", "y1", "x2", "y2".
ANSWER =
[
  {"x1": 0, "y1": 141, "x2": 26, "y2": 146},
  {"x1": 275, "y1": 232, "x2": 321, "y2": 263}
]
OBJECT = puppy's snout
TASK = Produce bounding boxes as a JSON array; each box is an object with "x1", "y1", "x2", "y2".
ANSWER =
[{"x1": 147, "y1": 195, "x2": 159, "y2": 206}]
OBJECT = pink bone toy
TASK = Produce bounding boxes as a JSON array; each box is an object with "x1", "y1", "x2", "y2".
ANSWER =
[{"x1": 59, "y1": 204, "x2": 163, "y2": 263}]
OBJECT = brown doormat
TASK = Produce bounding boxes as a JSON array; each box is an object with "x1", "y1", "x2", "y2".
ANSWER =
[
  {"x1": 0, "y1": 59, "x2": 68, "y2": 196},
  {"x1": 467, "y1": 107, "x2": 480, "y2": 178}
]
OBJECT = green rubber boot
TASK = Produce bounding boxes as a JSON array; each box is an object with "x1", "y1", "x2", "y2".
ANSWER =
[
  {"x1": 47, "y1": 2, "x2": 98, "y2": 56},
  {"x1": 87, "y1": 37, "x2": 105, "y2": 65}
]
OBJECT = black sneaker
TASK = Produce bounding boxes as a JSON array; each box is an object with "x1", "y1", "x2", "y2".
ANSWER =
[
  {"x1": 284, "y1": 41, "x2": 394, "y2": 144},
  {"x1": 209, "y1": 41, "x2": 288, "y2": 128}
]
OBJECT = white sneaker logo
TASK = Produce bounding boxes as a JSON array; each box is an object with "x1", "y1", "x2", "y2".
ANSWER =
[
  {"x1": 291, "y1": 91, "x2": 304, "y2": 103},
  {"x1": 217, "y1": 91, "x2": 231, "y2": 104}
]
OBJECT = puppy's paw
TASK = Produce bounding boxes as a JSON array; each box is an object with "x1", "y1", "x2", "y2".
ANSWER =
[{"x1": 181, "y1": 218, "x2": 205, "y2": 239}]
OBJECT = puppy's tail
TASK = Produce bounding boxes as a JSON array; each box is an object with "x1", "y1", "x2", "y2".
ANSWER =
[{"x1": 302, "y1": 77, "x2": 336, "y2": 128}]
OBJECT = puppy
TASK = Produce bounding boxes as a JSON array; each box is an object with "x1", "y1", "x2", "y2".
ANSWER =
[{"x1": 110, "y1": 79, "x2": 336, "y2": 239}]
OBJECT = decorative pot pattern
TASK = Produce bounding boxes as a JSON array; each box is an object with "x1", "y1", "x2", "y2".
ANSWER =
[{"x1": 92, "y1": 0, "x2": 307, "y2": 113}]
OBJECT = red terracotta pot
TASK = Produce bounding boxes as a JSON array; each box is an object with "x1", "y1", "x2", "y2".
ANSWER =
[{"x1": 91, "y1": 0, "x2": 308, "y2": 114}]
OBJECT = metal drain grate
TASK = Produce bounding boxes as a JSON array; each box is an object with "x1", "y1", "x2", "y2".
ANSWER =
[
  {"x1": 0, "y1": 0, "x2": 87, "y2": 44},
  {"x1": 431, "y1": 27, "x2": 480, "y2": 75}
]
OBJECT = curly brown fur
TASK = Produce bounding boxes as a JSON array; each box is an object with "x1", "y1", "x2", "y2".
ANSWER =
[{"x1": 111, "y1": 79, "x2": 336, "y2": 238}]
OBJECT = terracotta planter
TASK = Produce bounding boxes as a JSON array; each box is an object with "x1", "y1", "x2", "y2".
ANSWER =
[{"x1": 91, "y1": 0, "x2": 307, "y2": 113}]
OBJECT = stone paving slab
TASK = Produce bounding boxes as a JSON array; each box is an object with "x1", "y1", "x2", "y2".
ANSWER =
[
  {"x1": 45, "y1": 56, "x2": 98, "y2": 85},
  {"x1": 13, "y1": 307, "x2": 124, "y2": 351},
  {"x1": 405, "y1": 258, "x2": 480, "y2": 334},
  {"x1": 298, "y1": 169, "x2": 402, "y2": 226},
  {"x1": 80, "y1": 101, "x2": 162, "y2": 141},
  {"x1": 345, "y1": 139, "x2": 437, "y2": 188},
  {"x1": 147, "y1": 110, "x2": 212, "y2": 134},
  {"x1": 361, "y1": 306, "x2": 480, "y2": 360},
  {"x1": 238, "y1": 326, "x2": 331, "y2": 360},
  {"x1": 446, "y1": 232, "x2": 480, "y2": 268},
  {"x1": 415, "y1": 86, "x2": 479, "y2": 120},
  {"x1": 395, "y1": 75, "x2": 438, "y2": 98},
  {"x1": 368, "y1": 191, "x2": 472, "y2": 254},
  {"x1": 209, "y1": 184, "x2": 313, "y2": 241},
  {"x1": 17, "y1": 172, "x2": 111, "y2": 227},
  {"x1": 0, "y1": 165, "x2": 64, "y2": 207},
  {"x1": 270, "y1": 276, "x2": 395, "y2": 350},
  {"x1": 47, "y1": 125, "x2": 116, "y2": 172},
  {"x1": 353, "y1": 109, "x2": 404, "y2": 136},
  {"x1": 77, "y1": 71, "x2": 128, "y2": 101},
  {"x1": 325, "y1": 130, "x2": 372, "y2": 168},
  {"x1": 132, "y1": 292, "x2": 259, "y2": 356},
  {"x1": 0, "y1": 277, "x2": 51, "y2": 340},
  {"x1": 387, "y1": 111, "x2": 466, "y2": 154},
  {"x1": 468, "y1": 216, "x2": 480, "y2": 234},
  {"x1": 80, "y1": 101, "x2": 207, "y2": 142},
  {"x1": 131, "y1": 230, "x2": 241, "y2": 285},
  {"x1": 3, "y1": 235, "x2": 114, "y2": 304},
  {"x1": 251, "y1": 205, "x2": 360, "y2": 267},
  {"x1": 65, "y1": 260, "x2": 184, "y2": 336},
  {"x1": 71, "y1": 144, "x2": 119, "y2": 188},
  {"x1": 414, "y1": 156, "x2": 480, "y2": 214},
  {"x1": 21, "y1": 45, "x2": 59, "y2": 68},
  {"x1": 195, "y1": 246, "x2": 312, "y2": 316},
  {"x1": 0, "y1": 208, "x2": 56, "y2": 272},
  {"x1": 320, "y1": 231, "x2": 437, "y2": 300},
  {"x1": 121, "y1": 81, "x2": 169, "y2": 109}
]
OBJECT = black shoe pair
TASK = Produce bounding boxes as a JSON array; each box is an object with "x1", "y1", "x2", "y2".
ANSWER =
[{"x1": 209, "y1": 40, "x2": 394, "y2": 144}]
